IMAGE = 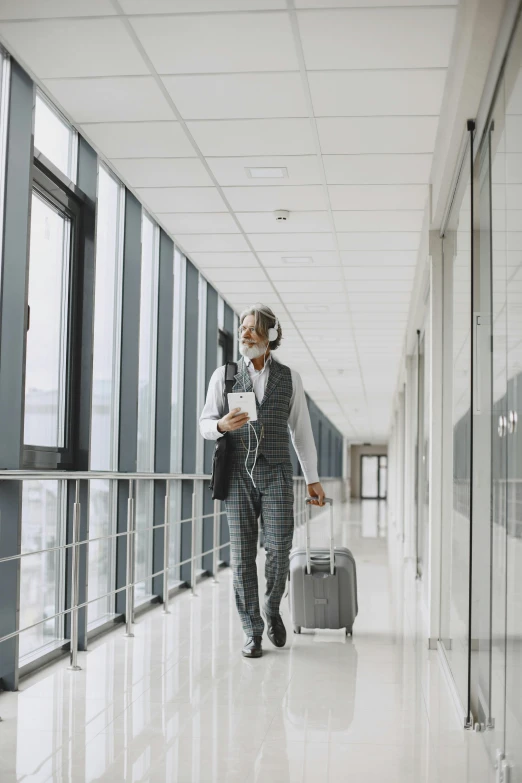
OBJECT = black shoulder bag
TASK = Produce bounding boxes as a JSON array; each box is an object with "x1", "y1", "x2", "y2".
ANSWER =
[{"x1": 209, "y1": 361, "x2": 238, "y2": 501}]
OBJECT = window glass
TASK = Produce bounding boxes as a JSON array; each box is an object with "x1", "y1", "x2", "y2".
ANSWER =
[
  {"x1": 34, "y1": 94, "x2": 77, "y2": 182},
  {"x1": 88, "y1": 165, "x2": 124, "y2": 628},
  {"x1": 19, "y1": 480, "x2": 65, "y2": 661},
  {"x1": 24, "y1": 191, "x2": 70, "y2": 449},
  {"x1": 135, "y1": 213, "x2": 159, "y2": 602}
]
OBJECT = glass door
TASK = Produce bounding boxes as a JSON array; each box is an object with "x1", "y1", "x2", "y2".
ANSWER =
[
  {"x1": 472, "y1": 106, "x2": 508, "y2": 768},
  {"x1": 503, "y1": 17, "x2": 522, "y2": 778},
  {"x1": 361, "y1": 455, "x2": 387, "y2": 499}
]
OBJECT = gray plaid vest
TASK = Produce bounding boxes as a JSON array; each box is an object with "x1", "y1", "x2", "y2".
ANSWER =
[{"x1": 229, "y1": 357, "x2": 292, "y2": 466}]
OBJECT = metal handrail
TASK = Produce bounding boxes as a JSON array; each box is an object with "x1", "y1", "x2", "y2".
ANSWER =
[{"x1": 0, "y1": 468, "x2": 336, "y2": 722}]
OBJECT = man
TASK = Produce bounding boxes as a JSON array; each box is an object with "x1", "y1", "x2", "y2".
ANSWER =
[{"x1": 200, "y1": 304, "x2": 325, "y2": 659}]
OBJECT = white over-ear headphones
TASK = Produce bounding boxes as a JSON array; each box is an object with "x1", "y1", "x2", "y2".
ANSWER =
[{"x1": 267, "y1": 317, "x2": 279, "y2": 343}]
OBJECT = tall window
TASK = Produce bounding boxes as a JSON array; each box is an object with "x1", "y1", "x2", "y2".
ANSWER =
[
  {"x1": 23, "y1": 191, "x2": 71, "y2": 451},
  {"x1": 135, "y1": 213, "x2": 160, "y2": 602},
  {"x1": 88, "y1": 165, "x2": 124, "y2": 628},
  {"x1": 34, "y1": 92, "x2": 77, "y2": 182},
  {"x1": 0, "y1": 48, "x2": 10, "y2": 295}
]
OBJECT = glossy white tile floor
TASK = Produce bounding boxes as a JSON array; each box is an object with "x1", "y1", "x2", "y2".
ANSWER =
[{"x1": 0, "y1": 500, "x2": 493, "y2": 783}]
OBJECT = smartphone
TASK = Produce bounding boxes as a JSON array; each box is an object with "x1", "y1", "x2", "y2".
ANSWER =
[{"x1": 227, "y1": 392, "x2": 257, "y2": 422}]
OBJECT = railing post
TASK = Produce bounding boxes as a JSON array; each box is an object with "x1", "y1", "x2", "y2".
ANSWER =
[
  {"x1": 68, "y1": 479, "x2": 82, "y2": 672},
  {"x1": 212, "y1": 499, "x2": 219, "y2": 584},
  {"x1": 163, "y1": 481, "x2": 171, "y2": 614},
  {"x1": 125, "y1": 479, "x2": 135, "y2": 638},
  {"x1": 191, "y1": 490, "x2": 197, "y2": 597}
]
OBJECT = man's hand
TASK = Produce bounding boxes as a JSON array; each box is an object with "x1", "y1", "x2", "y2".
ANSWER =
[
  {"x1": 217, "y1": 408, "x2": 250, "y2": 433},
  {"x1": 307, "y1": 482, "x2": 326, "y2": 506}
]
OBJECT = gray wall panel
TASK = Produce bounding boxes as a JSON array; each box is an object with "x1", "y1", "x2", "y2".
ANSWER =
[
  {"x1": 0, "y1": 62, "x2": 33, "y2": 690},
  {"x1": 116, "y1": 191, "x2": 141, "y2": 615}
]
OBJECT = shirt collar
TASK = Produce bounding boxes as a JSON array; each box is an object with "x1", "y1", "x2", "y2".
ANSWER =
[{"x1": 244, "y1": 353, "x2": 273, "y2": 371}]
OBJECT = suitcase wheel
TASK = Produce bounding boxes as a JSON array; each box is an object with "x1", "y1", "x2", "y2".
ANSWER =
[
  {"x1": 346, "y1": 628, "x2": 353, "y2": 637},
  {"x1": 293, "y1": 626, "x2": 301, "y2": 635}
]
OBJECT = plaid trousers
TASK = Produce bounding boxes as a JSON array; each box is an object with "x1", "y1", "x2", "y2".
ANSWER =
[{"x1": 225, "y1": 453, "x2": 294, "y2": 637}]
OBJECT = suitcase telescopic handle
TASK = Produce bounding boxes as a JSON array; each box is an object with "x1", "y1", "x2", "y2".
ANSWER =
[{"x1": 305, "y1": 497, "x2": 334, "y2": 576}]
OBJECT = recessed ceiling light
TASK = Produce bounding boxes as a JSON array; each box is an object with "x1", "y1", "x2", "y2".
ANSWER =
[
  {"x1": 304, "y1": 304, "x2": 329, "y2": 312},
  {"x1": 246, "y1": 166, "x2": 288, "y2": 179},
  {"x1": 282, "y1": 256, "x2": 313, "y2": 265}
]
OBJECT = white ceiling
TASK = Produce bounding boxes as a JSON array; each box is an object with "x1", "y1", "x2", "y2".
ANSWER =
[{"x1": 0, "y1": 0, "x2": 460, "y2": 442}]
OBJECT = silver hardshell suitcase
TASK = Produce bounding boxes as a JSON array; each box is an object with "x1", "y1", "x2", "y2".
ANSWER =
[{"x1": 289, "y1": 498, "x2": 358, "y2": 636}]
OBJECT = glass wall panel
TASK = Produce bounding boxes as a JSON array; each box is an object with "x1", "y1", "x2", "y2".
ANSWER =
[
  {"x1": 441, "y1": 149, "x2": 472, "y2": 712},
  {"x1": 135, "y1": 213, "x2": 159, "y2": 602},
  {"x1": 19, "y1": 480, "x2": 65, "y2": 661},
  {"x1": 502, "y1": 18, "x2": 522, "y2": 777},
  {"x1": 24, "y1": 191, "x2": 70, "y2": 449},
  {"x1": 169, "y1": 249, "x2": 185, "y2": 586},
  {"x1": 34, "y1": 93, "x2": 77, "y2": 182},
  {"x1": 88, "y1": 165, "x2": 124, "y2": 628}
]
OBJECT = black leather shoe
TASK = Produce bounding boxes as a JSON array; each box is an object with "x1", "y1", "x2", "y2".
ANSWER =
[
  {"x1": 242, "y1": 635, "x2": 263, "y2": 658},
  {"x1": 263, "y1": 610, "x2": 287, "y2": 648}
]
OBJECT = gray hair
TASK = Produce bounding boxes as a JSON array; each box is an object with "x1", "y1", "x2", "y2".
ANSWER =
[{"x1": 239, "y1": 303, "x2": 282, "y2": 350}]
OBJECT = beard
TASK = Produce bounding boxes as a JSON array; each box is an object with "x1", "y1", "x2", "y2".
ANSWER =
[{"x1": 239, "y1": 340, "x2": 267, "y2": 360}]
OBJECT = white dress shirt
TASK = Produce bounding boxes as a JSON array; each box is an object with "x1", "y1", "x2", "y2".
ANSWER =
[{"x1": 199, "y1": 355, "x2": 319, "y2": 485}]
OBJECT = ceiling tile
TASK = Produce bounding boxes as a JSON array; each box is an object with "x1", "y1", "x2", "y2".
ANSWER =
[
  {"x1": 157, "y1": 213, "x2": 239, "y2": 234},
  {"x1": 162, "y1": 73, "x2": 307, "y2": 120},
  {"x1": 344, "y1": 267, "x2": 415, "y2": 281},
  {"x1": 190, "y1": 252, "x2": 258, "y2": 267},
  {"x1": 44, "y1": 77, "x2": 174, "y2": 123},
  {"x1": 224, "y1": 186, "x2": 327, "y2": 213},
  {"x1": 207, "y1": 156, "x2": 321, "y2": 187},
  {"x1": 205, "y1": 268, "x2": 268, "y2": 283},
  {"x1": 338, "y1": 232, "x2": 420, "y2": 251},
  {"x1": 329, "y1": 185, "x2": 428, "y2": 211},
  {"x1": 258, "y1": 251, "x2": 339, "y2": 266},
  {"x1": 248, "y1": 233, "x2": 336, "y2": 251},
  {"x1": 135, "y1": 187, "x2": 225, "y2": 212},
  {"x1": 268, "y1": 267, "x2": 342, "y2": 281},
  {"x1": 275, "y1": 281, "x2": 343, "y2": 293},
  {"x1": 309, "y1": 70, "x2": 446, "y2": 117},
  {"x1": 174, "y1": 234, "x2": 250, "y2": 252},
  {"x1": 323, "y1": 154, "x2": 432, "y2": 185},
  {"x1": 334, "y1": 211, "x2": 424, "y2": 232},
  {"x1": 349, "y1": 292, "x2": 411, "y2": 302},
  {"x1": 298, "y1": 8, "x2": 456, "y2": 70},
  {"x1": 341, "y1": 251, "x2": 417, "y2": 266},
  {"x1": 121, "y1": 0, "x2": 286, "y2": 10},
  {"x1": 0, "y1": 0, "x2": 117, "y2": 17},
  {"x1": 130, "y1": 13, "x2": 299, "y2": 74},
  {"x1": 186, "y1": 119, "x2": 316, "y2": 157},
  {"x1": 282, "y1": 294, "x2": 347, "y2": 305},
  {"x1": 317, "y1": 117, "x2": 438, "y2": 155},
  {"x1": 81, "y1": 122, "x2": 196, "y2": 158},
  {"x1": 217, "y1": 282, "x2": 275, "y2": 294},
  {"x1": 112, "y1": 158, "x2": 212, "y2": 187},
  {"x1": 0, "y1": 18, "x2": 146, "y2": 78},
  {"x1": 348, "y1": 280, "x2": 413, "y2": 292},
  {"x1": 237, "y1": 211, "x2": 331, "y2": 233}
]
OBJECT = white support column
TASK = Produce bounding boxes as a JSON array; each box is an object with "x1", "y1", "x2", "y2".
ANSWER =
[
  {"x1": 397, "y1": 389, "x2": 406, "y2": 542},
  {"x1": 404, "y1": 356, "x2": 417, "y2": 562},
  {"x1": 427, "y1": 230, "x2": 445, "y2": 647}
]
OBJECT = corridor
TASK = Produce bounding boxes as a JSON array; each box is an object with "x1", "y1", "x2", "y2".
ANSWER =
[{"x1": 0, "y1": 501, "x2": 489, "y2": 783}]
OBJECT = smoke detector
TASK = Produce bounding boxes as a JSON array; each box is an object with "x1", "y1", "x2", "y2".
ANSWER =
[{"x1": 274, "y1": 209, "x2": 290, "y2": 221}]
